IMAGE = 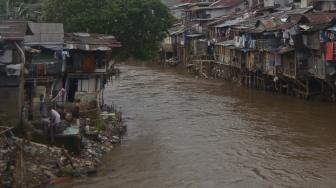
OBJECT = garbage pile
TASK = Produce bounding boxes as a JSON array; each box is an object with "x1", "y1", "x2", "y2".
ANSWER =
[
  {"x1": 0, "y1": 136, "x2": 16, "y2": 188},
  {"x1": 0, "y1": 108, "x2": 127, "y2": 188}
]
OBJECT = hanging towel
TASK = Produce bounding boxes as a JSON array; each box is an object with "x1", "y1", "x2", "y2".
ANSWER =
[{"x1": 326, "y1": 42, "x2": 334, "y2": 61}]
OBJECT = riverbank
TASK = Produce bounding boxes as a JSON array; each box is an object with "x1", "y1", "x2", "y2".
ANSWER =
[
  {"x1": 158, "y1": 58, "x2": 336, "y2": 102},
  {"x1": 0, "y1": 104, "x2": 126, "y2": 188}
]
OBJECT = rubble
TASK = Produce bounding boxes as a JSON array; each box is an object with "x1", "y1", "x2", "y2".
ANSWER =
[{"x1": 0, "y1": 107, "x2": 127, "y2": 188}]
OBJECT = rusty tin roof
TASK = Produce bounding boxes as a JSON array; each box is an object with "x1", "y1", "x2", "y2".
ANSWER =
[
  {"x1": 302, "y1": 12, "x2": 336, "y2": 26},
  {"x1": 0, "y1": 21, "x2": 32, "y2": 41},
  {"x1": 64, "y1": 33, "x2": 121, "y2": 51}
]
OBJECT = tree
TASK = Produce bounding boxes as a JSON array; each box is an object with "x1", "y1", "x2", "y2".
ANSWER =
[
  {"x1": 43, "y1": 0, "x2": 175, "y2": 59},
  {"x1": 0, "y1": 1, "x2": 6, "y2": 19},
  {"x1": 0, "y1": 0, "x2": 42, "y2": 21}
]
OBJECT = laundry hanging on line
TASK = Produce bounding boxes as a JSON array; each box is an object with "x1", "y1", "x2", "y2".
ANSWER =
[{"x1": 326, "y1": 42, "x2": 334, "y2": 61}]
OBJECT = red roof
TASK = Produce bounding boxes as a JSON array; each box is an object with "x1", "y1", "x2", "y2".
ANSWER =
[{"x1": 278, "y1": 14, "x2": 305, "y2": 30}]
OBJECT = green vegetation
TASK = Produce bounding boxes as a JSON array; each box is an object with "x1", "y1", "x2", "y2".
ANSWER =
[
  {"x1": 0, "y1": 0, "x2": 42, "y2": 21},
  {"x1": 0, "y1": 0, "x2": 9, "y2": 19},
  {"x1": 0, "y1": 0, "x2": 174, "y2": 59},
  {"x1": 42, "y1": 0, "x2": 175, "y2": 59}
]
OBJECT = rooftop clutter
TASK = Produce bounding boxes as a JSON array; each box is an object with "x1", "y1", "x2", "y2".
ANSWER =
[{"x1": 163, "y1": 0, "x2": 336, "y2": 100}]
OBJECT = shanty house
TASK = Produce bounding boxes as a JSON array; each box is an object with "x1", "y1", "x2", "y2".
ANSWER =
[
  {"x1": 183, "y1": 0, "x2": 246, "y2": 34},
  {"x1": 63, "y1": 33, "x2": 121, "y2": 107},
  {"x1": 163, "y1": 25, "x2": 186, "y2": 65},
  {"x1": 290, "y1": 13, "x2": 336, "y2": 80},
  {"x1": 185, "y1": 33, "x2": 206, "y2": 57},
  {"x1": 160, "y1": 36, "x2": 175, "y2": 65},
  {"x1": 212, "y1": 15, "x2": 246, "y2": 42},
  {"x1": 0, "y1": 21, "x2": 32, "y2": 127},
  {"x1": 214, "y1": 40, "x2": 234, "y2": 65},
  {"x1": 24, "y1": 22, "x2": 65, "y2": 113}
]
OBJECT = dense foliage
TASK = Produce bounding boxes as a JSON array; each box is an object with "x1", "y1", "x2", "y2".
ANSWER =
[
  {"x1": 0, "y1": 0, "x2": 42, "y2": 21},
  {"x1": 43, "y1": 0, "x2": 175, "y2": 59},
  {"x1": 0, "y1": 1, "x2": 6, "y2": 18}
]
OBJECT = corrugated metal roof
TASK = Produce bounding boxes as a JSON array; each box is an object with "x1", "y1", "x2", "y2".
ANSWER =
[
  {"x1": 179, "y1": 0, "x2": 214, "y2": 3},
  {"x1": 179, "y1": 0, "x2": 213, "y2": 10},
  {"x1": 302, "y1": 12, "x2": 336, "y2": 26},
  {"x1": 172, "y1": 3, "x2": 191, "y2": 9},
  {"x1": 209, "y1": 0, "x2": 243, "y2": 8},
  {"x1": 64, "y1": 33, "x2": 121, "y2": 51},
  {"x1": 257, "y1": 19, "x2": 278, "y2": 30},
  {"x1": 185, "y1": 33, "x2": 204, "y2": 38},
  {"x1": 24, "y1": 22, "x2": 64, "y2": 46},
  {"x1": 216, "y1": 39, "x2": 235, "y2": 46},
  {"x1": 207, "y1": 10, "x2": 248, "y2": 27},
  {"x1": 269, "y1": 46, "x2": 295, "y2": 54},
  {"x1": 0, "y1": 21, "x2": 32, "y2": 41},
  {"x1": 188, "y1": 0, "x2": 242, "y2": 11},
  {"x1": 286, "y1": 7, "x2": 313, "y2": 15},
  {"x1": 252, "y1": 11, "x2": 302, "y2": 32},
  {"x1": 179, "y1": 0, "x2": 202, "y2": 3},
  {"x1": 210, "y1": 7, "x2": 312, "y2": 32},
  {"x1": 169, "y1": 25, "x2": 185, "y2": 35},
  {"x1": 207, "y1": 15, "x2": 231, "y2": 26},
  {"x1": 215, "y1": 16, "x2": 245, "y2": 28}
]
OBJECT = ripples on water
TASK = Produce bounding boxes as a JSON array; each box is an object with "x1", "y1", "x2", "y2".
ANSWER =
[{"x1": 60, "y1": 62, "x2": 336, "y2": 188}]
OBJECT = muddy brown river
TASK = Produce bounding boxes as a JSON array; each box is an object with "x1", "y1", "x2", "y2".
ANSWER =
[{"x1": 62, "y1": 62, "x2": 336, "y2": 188}]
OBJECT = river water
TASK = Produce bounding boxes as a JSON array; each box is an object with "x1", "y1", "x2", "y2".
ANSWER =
[{"x1": 62, "y1": 62, "x2": 336, "y2": 188}]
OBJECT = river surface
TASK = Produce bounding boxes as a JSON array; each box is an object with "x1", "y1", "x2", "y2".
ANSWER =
[{"x1": 62, "y1": 62, "x2": 336, "y2": 188}]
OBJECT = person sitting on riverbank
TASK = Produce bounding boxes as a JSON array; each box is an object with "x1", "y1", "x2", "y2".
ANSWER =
[{"x1": 56, "y1": 105, "x2": 66, "y2": 120}]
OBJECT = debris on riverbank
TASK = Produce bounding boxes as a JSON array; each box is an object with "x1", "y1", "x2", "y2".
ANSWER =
[
  {"x1": 0, "y1": 104, "x2": 126, "y2": 188},
  {"x1": 0, "y1": 21, "x2": 125, "y2": 188}
]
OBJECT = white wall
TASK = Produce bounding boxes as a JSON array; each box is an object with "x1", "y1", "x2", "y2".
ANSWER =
[
  {"x1": 77, "y1": 78, "x2": 97, "y2": 92},
  {"x1": 301, "y1": 0, "x2": 313, "y2": 7}
]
